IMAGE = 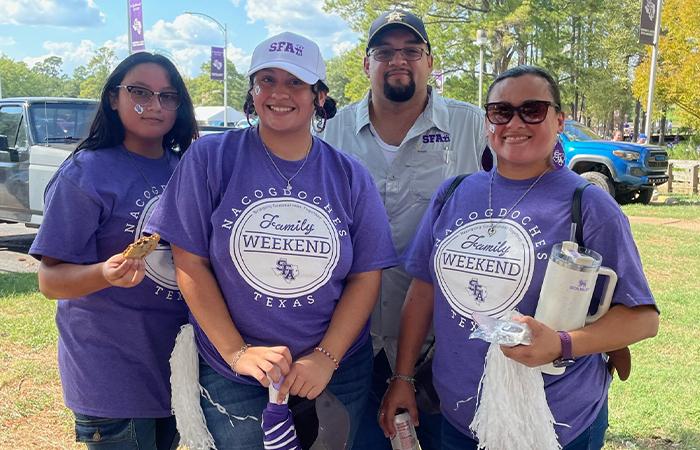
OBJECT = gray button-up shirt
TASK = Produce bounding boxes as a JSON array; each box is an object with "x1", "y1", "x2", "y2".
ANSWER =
[{"x1": 320, "y1": 90, "x2": 486, "y2": 357}]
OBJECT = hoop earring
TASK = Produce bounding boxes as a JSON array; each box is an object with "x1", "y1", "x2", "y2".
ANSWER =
[
  {"x1": 551, "y1": 139, "x2": 565, "y2": 169},
  {"x1": 312, "y1": 105, "x2": 327, "y2": 133}
]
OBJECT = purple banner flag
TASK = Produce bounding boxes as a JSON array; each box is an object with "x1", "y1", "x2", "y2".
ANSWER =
[
  {"x1": 210, "y1": 46, "x2": 225, "y2": 81},
  {"x1": 129, "y1": 0, "x2": 146, "y2": 53},
  {"x1": 639, "y1": 0, "x2": 657, "y2": 45}
]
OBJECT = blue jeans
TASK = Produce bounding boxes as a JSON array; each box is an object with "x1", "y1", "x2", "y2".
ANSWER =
[
  {"x1": 199, "y1": 339, "x2": 373, "y2": 449},
  {"x1": 73, "y1": 413, "x2": 178, "y2": 450},
  {"x1": 441, "y1": 398, "x2": 609, "y2": 450},
  {"x1": 351, "y1": 350, "x2": 442, "y2": 450}
]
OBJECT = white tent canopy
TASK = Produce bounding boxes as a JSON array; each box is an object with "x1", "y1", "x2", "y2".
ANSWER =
[{"x1": 195, "y1": 106, "x2": 245, "y2": 126}]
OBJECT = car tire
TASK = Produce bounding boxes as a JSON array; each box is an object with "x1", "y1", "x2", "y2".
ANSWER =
[
  {"x1": 581, "y1": 171, "x2": 614, "y2": 197},
  {"x1": 636, "y1": 188, "x2": 654, "y2": 204}
]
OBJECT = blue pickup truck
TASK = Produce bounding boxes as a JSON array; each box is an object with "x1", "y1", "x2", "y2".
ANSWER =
[{"x1": 561, "y1": 120, "x2": 669, "y2": 204}]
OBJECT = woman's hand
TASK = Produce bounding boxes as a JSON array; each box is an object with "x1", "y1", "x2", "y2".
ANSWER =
[
  {"x1": 102, "y1": 253, "x2": 146, "y2": 287},
  {"x1": 232, "y1": 346, "x2": 293, "y2": 387},
  {"x1": 379, "y1": 379, "x2": 418, "y2": 438},
  {"x1": 277, "y1": 350, "x2": 335, "y2": 402},
  {"x1": 500, "y1": 316, "x2": 561, "y2": 367}
]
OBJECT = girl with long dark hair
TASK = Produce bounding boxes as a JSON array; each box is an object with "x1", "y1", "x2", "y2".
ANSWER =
[{"x1": 30, "y1": 51, "x2": 198, "y2": 450}]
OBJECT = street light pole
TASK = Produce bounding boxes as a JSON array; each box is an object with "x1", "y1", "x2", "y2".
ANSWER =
[
  {"x1": 185, "y1": 11, "x2": 228, "y2": 126},
  {"x1": 644, "y1": 0, "x2": 663, "y2": 140},
  {"x1": 474, "y1": 29, "x2": 488, "y2": 106}
]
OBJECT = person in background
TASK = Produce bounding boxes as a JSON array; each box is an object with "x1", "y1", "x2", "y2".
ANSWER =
[
  {"x1": 379, "y1": 65, "x2": 659, "y2": 450},
  {"x1": 30, "y1": 51, "x2": 198, "y2": 449},
  {"x1": 612, "y1": 130, "x2": 623, "y2": 141},
  {"x1": 145, "y1": 31, "x2": 397, "y2": 449},
  {"x1": 320, "y1": 10, "x2": 488, "y2": 449}
]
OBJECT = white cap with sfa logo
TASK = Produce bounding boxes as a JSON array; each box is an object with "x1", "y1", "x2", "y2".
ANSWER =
[{"x1": 247, "y1": 31, "x2": 326, "y2": 84}]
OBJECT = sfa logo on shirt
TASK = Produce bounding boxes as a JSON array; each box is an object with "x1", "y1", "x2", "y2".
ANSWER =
[
  {"x1": 434, "y1": 219, "x2": 535, "y2": 319},
  {"x1": 422, "y1": 133, "x2": 451, "y2": 144},
  {"x1": 231, "y1": 198, "x2": 340, "y2": 298},
  {"x1": 269, "y1": 41, "x2": 304, "y2": 56}
]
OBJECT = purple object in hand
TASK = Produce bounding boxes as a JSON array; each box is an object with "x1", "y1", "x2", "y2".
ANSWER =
[{"x1": 262, "y1": 402, "x2": 301, "y2": 449}]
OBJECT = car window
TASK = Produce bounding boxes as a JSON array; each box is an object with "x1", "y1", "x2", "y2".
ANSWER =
[
  {"x1": 29, "y1": 103, "x2": 98, "y2": 143},
  {"x1": 0, "y1": 106, "x2": 24, "y2": 147},
  {"x1": 562, "y1": 122, "x2": 602, "y2": 142}
]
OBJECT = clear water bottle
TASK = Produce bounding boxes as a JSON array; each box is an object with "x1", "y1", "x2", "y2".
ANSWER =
[{"x1": 390, "y1": 410, "x2": 420, "y2": 450}]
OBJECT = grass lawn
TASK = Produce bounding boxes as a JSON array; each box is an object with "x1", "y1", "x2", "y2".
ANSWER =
[{"x1": 0, "y1": 201, "x2": 698, "y2": 449}]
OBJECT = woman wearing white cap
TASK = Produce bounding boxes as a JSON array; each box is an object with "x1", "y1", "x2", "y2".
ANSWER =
[{"x1": 146, "y1": 32, "x2": 397, "y2": 448}]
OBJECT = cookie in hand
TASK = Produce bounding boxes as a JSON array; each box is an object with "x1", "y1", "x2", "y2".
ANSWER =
[{"x1": 122, "y1": 233, "x2": 160, "y2": 259}]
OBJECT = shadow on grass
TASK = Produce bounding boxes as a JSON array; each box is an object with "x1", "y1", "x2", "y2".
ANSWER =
[
  {"x1": 0, "y1": 272, "x2": 38, "y2": 296},
  {"x1": 607, "y1": 430, "x2": 700, "y2": 449}
]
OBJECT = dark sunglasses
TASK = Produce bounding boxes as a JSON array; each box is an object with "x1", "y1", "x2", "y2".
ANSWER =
[
  {"x1": 484, "y1": 100, "x2": 560, "y2": 125},
  {"x1": 116, "y1": 85, "x2": 181, "y2": 111}
]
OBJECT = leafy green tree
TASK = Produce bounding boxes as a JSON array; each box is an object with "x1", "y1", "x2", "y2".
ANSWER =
[
  {"x1": 186, "y1": 60, "x2": 247, "y2": 111},
  {"x1": 324, "y1": 0, "x2": 645, "y2": 129},
  {"x1": 76, "y1": 47, "x2": 117, "y2": 100},
  {"x1": 633, "y1": 0, "x2": 700, "y2": 129}
]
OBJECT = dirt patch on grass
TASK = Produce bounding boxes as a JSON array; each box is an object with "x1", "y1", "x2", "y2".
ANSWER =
[
  {"x1": 628, "y1": 216, "x2": 700, "y2": 231},
  {"x1": 0, "y1": 343, "x2": 79, "y2": 449}
]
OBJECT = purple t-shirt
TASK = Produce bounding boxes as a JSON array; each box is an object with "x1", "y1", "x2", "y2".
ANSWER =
[
  {"x1": 404, "y1": 168, "x2": 656, "y2": 446},
  {"x1": 146, "y1": 128, "x2": 397, "y2": 384},
  {"x1": 29, "y1": 146, "x2": 188, "y2": 418}
]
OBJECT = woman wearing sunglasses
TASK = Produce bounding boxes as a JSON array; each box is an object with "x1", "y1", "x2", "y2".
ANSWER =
[
  {"x1": 379, "y1": 65, "x2": 658, "y2": 449},
  {"x1": 30, "y1": 52, "x2": 198, "y2": 449}
]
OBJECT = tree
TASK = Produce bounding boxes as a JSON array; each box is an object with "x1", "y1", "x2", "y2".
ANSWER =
[
  {"x1": 633, "y1": 0, "x2": 700, "y2": 129},
  {"x1": 324, "y1": 0, "x2": 645, "y2": 129},
  {"x1": 75, "y1": 47, "x2": 117, "y2": 99},
  {"x1": 186, "y1": 60, "x2": 247, "y2": 111},
  {"x1": 31, "y1": 56, "x2": 76, "y2": 97}
]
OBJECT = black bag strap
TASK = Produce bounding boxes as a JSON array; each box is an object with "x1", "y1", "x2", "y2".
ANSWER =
[
  {"x1": 415, "y1": 173, "x2": 470, "y2": 366},
  {"x1": 571, "y1": 183, "x2": 592, "y2": 245},
  {"x1": 441, "y1": 173, "x2": 469, "y2": 211}
]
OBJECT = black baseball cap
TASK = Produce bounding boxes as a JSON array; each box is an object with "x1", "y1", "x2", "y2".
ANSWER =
[{"x1": 366, "y1": 10, "x2": 431, "y2": 53}]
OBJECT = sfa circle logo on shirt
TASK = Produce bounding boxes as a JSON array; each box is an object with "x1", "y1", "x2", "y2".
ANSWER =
[
  {"x1": 434, "y1": 219, "x2": 535, "y2": 319},
  {"x1": 231, "y1": 198, "x2": 340, "y2": 298},
  {"x1": 137, "y1": 196, "x2": 178, "y2": 291}
]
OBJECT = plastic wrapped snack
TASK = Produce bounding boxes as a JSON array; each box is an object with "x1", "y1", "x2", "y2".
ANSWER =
[{"x1": 469, "y1": 311, "x2": 532, "y2": 347}]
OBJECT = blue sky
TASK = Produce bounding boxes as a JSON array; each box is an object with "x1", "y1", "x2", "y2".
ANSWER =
[{"x1": 0, "y1": 0, "x2": 360, "y2": 77}]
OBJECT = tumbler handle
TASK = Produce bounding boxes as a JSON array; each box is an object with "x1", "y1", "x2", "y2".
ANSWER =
[{"x1": 586, "y1": 266, "x2": 618, "y2": 324}]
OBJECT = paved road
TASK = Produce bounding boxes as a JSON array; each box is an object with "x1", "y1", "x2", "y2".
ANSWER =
[{"x1": 0, "y1": 222, "x2": 39, "y2": 273}]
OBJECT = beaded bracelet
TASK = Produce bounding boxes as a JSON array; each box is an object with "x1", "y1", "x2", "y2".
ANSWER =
[
  {"x1": 387, "y1": 374, "x2": 417, "y2": 392},
  {"x1": 314, "y1": 346, "x2": 340, "y2": 370},
  {"x1": 230, "y1": 343, "x2": 251, "y2": 373}
]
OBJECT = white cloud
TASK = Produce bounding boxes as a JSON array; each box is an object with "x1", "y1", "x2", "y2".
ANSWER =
[
  {"x1": 143, "y1": 14, "x2": 250, "y2": 77},
  {"x1": 0, "y1": 37, "x2": 16, "y2": 47},
  {"x1": 0, "y1": 0, "x2": 105, "y2": 27},
  {"x1": 23, "y1": 39, "x2": 100, "y2": 72},
  {"x1": 244, "y1": 0, "x2": 358, "y2": 57}
]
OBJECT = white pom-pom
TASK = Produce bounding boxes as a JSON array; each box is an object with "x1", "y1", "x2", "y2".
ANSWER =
[
  {"x1": 470, "y1": 343, "x2": 561, "y2": 450},
  {"x1": 170, "y1": 324, "x2": 217, "y2": 450}
]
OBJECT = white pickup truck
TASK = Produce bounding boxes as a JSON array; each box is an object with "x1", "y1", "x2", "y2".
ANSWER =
[{"x1": 0, "y1": 97, "x2": 98, "y2": 227}]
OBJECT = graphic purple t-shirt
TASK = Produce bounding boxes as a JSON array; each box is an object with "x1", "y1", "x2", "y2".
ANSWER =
[
  {"x1": 404, "y1": 168, "x2": 657, "y2": 446},
  {"x1": 146, "y1": 128, "x2": 397, "y2": 384},
  {"x1": 29, "y1": 146, "x2": 188, "y2": 418}
]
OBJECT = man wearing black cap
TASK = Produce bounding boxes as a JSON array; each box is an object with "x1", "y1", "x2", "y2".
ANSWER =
[{"x1": 321, "y1": 9, "x2": 487, "y2": 450}]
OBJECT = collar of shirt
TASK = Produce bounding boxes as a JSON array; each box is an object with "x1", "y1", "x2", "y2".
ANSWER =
[{"x1": 354, "y1": 87, "x2": 451, "y2": 137}]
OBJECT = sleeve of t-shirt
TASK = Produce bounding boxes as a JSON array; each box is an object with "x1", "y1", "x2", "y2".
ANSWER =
[
  {"x1": 348, "y1": 165, "x2": 398, "y2": 274},
  {"x1": 145, "y1": 140, "x2": 216, "y2": 258},
  {"x1": 29, "y1": 172, "x2": 102, "y2": 264},
  {"x1": 581, "y1": 187, "x2": 658, "y2": 311},
  {"x1": 403, "y1": 177, "x2": 456, "y2": 283}
]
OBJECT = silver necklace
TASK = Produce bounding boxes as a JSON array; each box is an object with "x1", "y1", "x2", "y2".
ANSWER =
[
  {"x1": 487, "y1": 167, "x2": 549, "y2": 236},
  {"x1": 260, "y1": 136, "x2": 312, "y2": 191},
  {"x1": 122, "y1": 147, "x2": 167, "y2": 188}
]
